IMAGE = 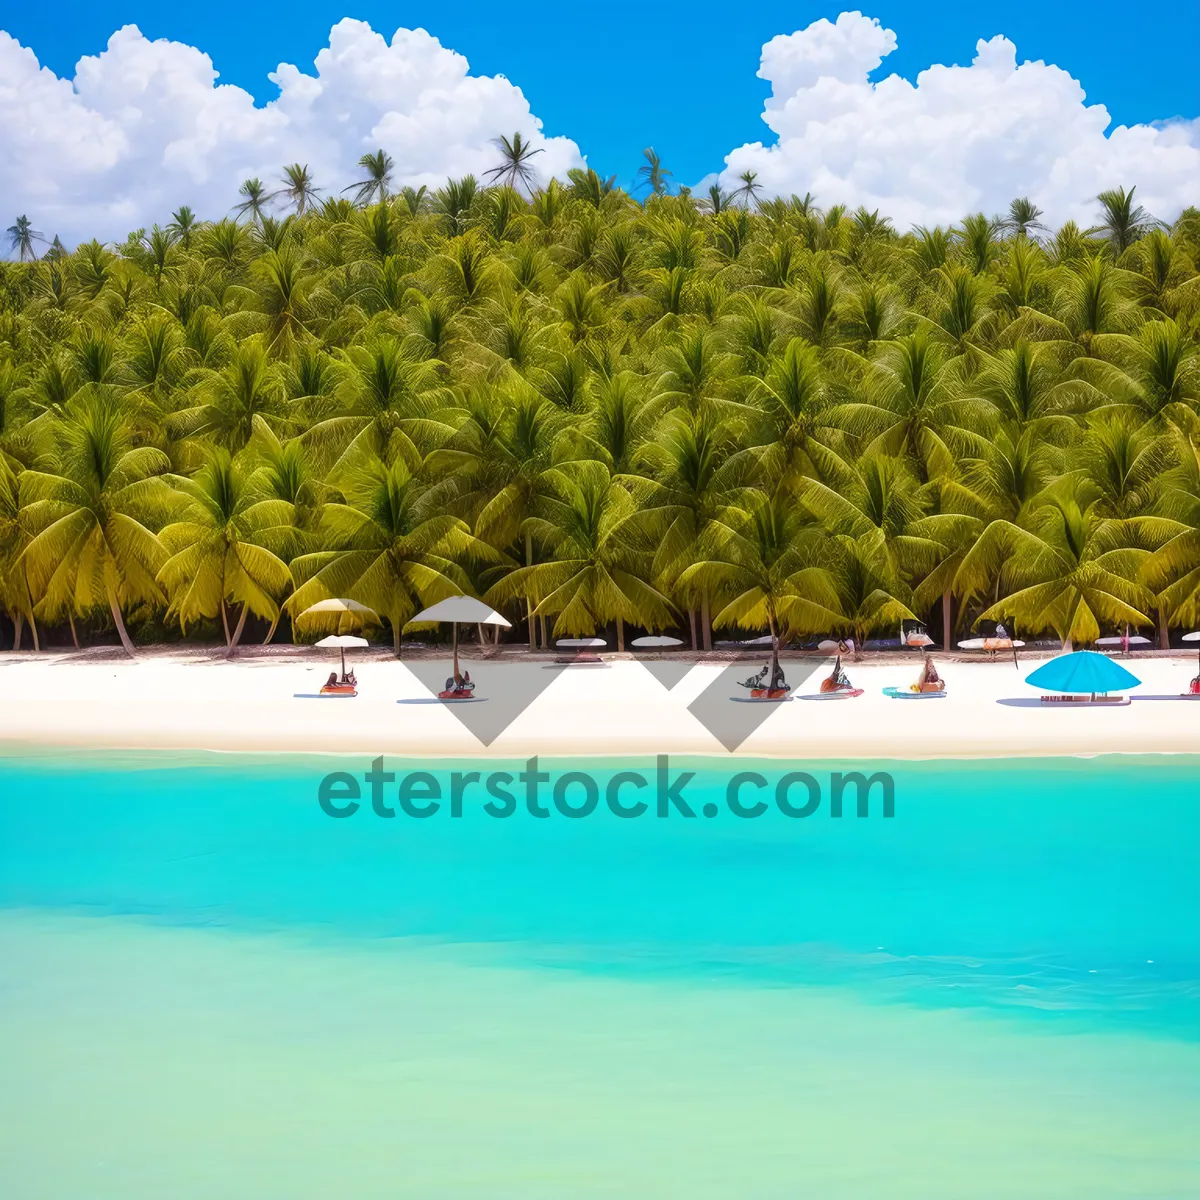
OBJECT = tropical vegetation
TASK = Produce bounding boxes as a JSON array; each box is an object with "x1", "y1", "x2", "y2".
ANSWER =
[{"x1": 2, "y1": 151, "x2": 1198, "y2": 656}]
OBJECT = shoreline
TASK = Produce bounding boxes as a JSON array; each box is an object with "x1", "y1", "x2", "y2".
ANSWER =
[{"x1": 1, "y1": 649, "x2": 1196, "y2": 761}]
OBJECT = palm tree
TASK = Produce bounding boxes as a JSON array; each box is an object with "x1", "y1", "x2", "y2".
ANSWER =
[
  {"x1": 1067, "y1": 318, "x2": 1199, "y2": 437},
  {"x1": 428, "y1": 386, "x2": 564, "y2": 648},
  {"x1": 968, "y1": 340, "x2": 1080, "y2": 435},
  {"x1": 1001, "y1": 197, "x2": 1046, "y2": 238},
  {"x1": 636, "y1": 148, "x2": 672, "y2": 197},
  {"x1": 808, "y1": 534, "x2": 918, "y2": 653},
  {"x1": 0, "y1": 457, "x2": 37, "y2": 649},
  {"x1": 796, "y1": 451, "x2": 947, "y2": 604},
  {"x1": 679, "y1": 486, "x2": 823, "y2": 678},
  {"x1": 288, "y1": 454, "x2": 486, "y2": 652},
  {"x1": 173, "y1": 338, "x2": 289, "y2": 452},
  {"x1": 955, "y1": 213, "x2": 1001, "y2": 275},
  {"x1": 167, "y1": 206, "x2": 199, "y2": 250},
  {"x1": 1094, "y1": 186, "x2": 1159, "y2": 257},
  {"x1": 488, "y1": 461, "x2": 672, "y2": 651},
  {"x1": 1144, "y1": 439, "x2": 1200, "y2": 634},
  {"x1": 835, "y1": 331, "x2": 996, "y2": 478},
  {"x1": 744, "y1": 337, "x2": 838, "y2": 484},
  {"x1": 704, "y1": 184, "x2": 729, "y2": 215},
  {"x1": 567, "y1": 168, "x2": 618, "y2": 209},
  {"x1": 734, "y1": 171, "x2": 763, "y2": 210},
  {"x1": 235, "y1": 244, "x2": 324, "y2": 354},
  {"x1": 233, "y1": 179, "x2": 269, "y2": 222},
  {"x1": 635, "y1": 413, "x2": 744, "y2": 649},
  {"x1": 958, "y1": 486, "x2": 1152, "y2": 649},
  {"x1": 344, "y1": 151, "x2": 395, "y2": 206},
  {"x1": 275, "y1": 164, "x2": 321, "y2": 215},
  {"x1": 434, "y1": 176, "x2": 480, "y2": 235},
  {"x1": 159, "y1": 449, "x2": 294, "y2": 652},
  {"x1": 7, "y1": 216, "x2": 44, "y2": 261},
  {"x1": 18, "y1": 398, "x2": 171, "y2": 655},
  {"x1": 484, "y1": 133, "x2": 544, "y2": 194}
]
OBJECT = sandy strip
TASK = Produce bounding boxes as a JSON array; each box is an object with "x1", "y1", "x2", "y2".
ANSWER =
[{"x1": 0, "y1": 649, "x2": 1197, "y2": 761}]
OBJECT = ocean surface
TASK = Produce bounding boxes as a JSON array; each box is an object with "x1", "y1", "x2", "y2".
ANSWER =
[{"x1": 1, "y1": 749, "x2": 1197, "y2": 1197}]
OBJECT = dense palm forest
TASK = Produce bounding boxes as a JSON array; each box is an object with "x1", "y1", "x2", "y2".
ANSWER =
[{"x1": 1, "y1": 149, "x2": 1198, "y2": 657}]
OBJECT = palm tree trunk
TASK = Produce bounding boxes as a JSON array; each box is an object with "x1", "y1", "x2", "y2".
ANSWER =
[
  {"x1": 616, "y1": 615, "x2": 625, "y2": 653},
  {"x1": 263, "y1": 615, "x2": 280, "y2": 645},
  {"x1": 393, "y1": 621, "x2": 401, "y2": 655},
  {"x1": 942, "y1": 588, "x2": 952, "y2": 653},
  {"x1": 220, "y1": 598, "x2": 232, "y2": 647},
  {"x1": 107, "y1": 587, "x2": 136, "y2": 658},
  {"x1": 689, "y1": 609, "x2": 697, "y2": 651},
  {"x1": 539, "y1": 615, "x2": 548, "y2": 650},
  {"x1": 12, "y1": 613, "x2": 22, "y2": 651},
  {"x1": 1157, "y1": 606, "x2": 1170, "y2": 651},
  {"x1": 767, "y1": 609, "x2": 780, "y2": 681},
  {"x1": 68, "y1": 612, "x2": 80, "y2": 649},
  {"x1": 30, "y1": 612, "x2": 40, "y2": 652},
  {"x1": 700, "y1": 593, "x2": 712, "y2": 652},
  {"x1": 226, "y1": 605, "x2": 248, "y2": 658},
  {"x1": 525, "y1": 532, "x2": 536, "y2": 651}
]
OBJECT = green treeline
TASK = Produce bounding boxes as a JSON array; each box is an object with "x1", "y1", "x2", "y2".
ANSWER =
[{"x1": 1, "y1": 167, "x2": 1198, "y2": 655}]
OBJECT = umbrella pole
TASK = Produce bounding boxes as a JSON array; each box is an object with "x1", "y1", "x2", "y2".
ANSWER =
[{"x1": 340, "y1": 648, "x2": 346, "y2": 680}]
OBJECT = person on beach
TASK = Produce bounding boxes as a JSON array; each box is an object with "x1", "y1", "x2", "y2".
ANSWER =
[
  {"x1": 819, "y1": 656, "x2": 854, "y2": 693},
  {"x1": 742, "y1": 664, "x2": 769, "y2": 690},
  {"x1": 916, "y1": 655, "x2": 945, "y2": 693}
]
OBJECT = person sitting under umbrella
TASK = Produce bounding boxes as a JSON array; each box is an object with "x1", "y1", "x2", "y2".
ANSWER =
[
  {"x1": 444, "y1": 668, "x2": 475, "y2": 693},
  {"x1": 819, "y1": 655, "x2": 855, "y2": 693},
  {"x1": 741, "y1": 664, "x2": 769, "y2": 690},
  {"x1": 915, "y1": 655, "x2": 945, "y2": 693}
]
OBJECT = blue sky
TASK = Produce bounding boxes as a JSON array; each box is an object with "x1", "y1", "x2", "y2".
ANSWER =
[{"x1": 7, "y1": 1, "x2": 1198, "y2": 191}]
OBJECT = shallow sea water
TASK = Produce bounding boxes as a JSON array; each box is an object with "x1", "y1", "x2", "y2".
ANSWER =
[{"x1": 1, "y1": 750, "x2": 1197, "y2": 1196}]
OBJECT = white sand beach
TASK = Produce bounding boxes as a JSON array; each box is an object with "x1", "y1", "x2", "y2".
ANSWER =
[{"x1": 0, "y1": 648, "x2": 1196, "y2": 759}]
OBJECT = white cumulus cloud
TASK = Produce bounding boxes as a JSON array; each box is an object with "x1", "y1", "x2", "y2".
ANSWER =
[
  {"x1": 2, "y1": 12, "x2": 1197, "y2": 247},
  {"x1": 0, "y1": 19, "x2": 584, "y2": 245},
  {"x1": 716, "y1": 10, "x2": 1200, "y2": 229}
]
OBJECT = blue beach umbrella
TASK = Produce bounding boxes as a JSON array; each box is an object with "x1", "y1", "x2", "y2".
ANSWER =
[{"x1": 1025, "y1": 650, "x2": 1141, "y2": 697}]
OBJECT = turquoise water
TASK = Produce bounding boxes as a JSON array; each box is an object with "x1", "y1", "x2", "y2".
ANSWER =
[{"x1": 1, "y1": 751, "x2": 1198, "y2": 1196}]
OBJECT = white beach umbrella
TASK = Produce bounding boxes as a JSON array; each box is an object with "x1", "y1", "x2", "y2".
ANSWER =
[
  {"x1": 1095, "y1": 634, "x2": 1152, "y2": 657},
  {"x1": 631, "y1": 636, "x2": 683, "y2": 649},
  {"x1": 406, "y1": 596, "x2": 512, "y2": 680},
  {"x1": 316, "y1": 634, "x2": 369, "y2": 679},
  {"x1": 556, "y1": 637, "x2": 607, "y2": 648},
  {"x1": 296, "y1": 598, "x2": 378, "y2": 636}
]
